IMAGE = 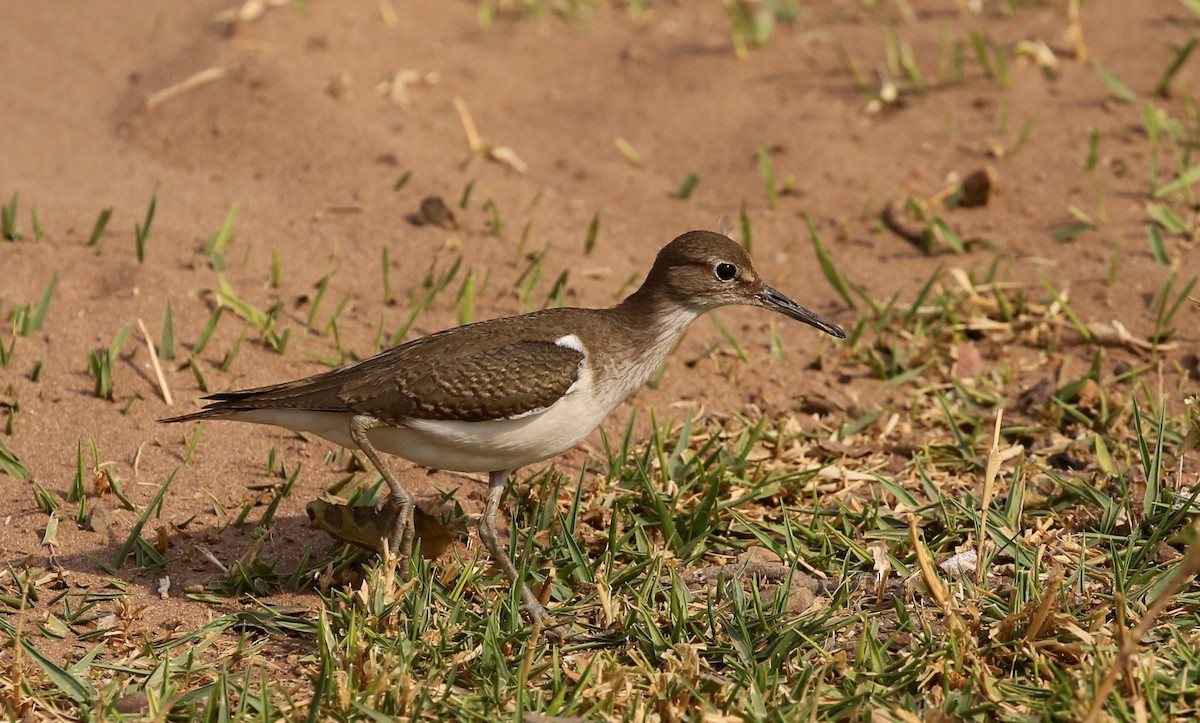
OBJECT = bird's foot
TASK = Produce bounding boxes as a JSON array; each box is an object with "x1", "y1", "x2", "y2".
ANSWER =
[
  {"x1": 383, "y1": 497, "x2": 416, "y2": 568},
  {"x1": 522, "y1": 602, "x2": 577, "y2": 643},
  {"x1": 521, "y1": 599, "x2": 550, "y2": 626}
]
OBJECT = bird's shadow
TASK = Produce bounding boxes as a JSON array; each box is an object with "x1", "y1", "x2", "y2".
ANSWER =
[{"x1": 6, "y1": 511, "x2": 386, "y2": 607}]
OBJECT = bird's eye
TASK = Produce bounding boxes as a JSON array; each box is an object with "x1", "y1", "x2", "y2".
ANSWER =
[{"x1": 715, "y1": 262, "x2": 738, "y2": 282}]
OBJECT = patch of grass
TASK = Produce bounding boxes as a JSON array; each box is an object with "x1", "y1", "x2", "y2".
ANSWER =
[
  {"x1": 1153, "y1": 162, "x2": 1200, "y2": 200},
  {"x1": 0, "y1": 436, "x2": 28, "y2": 479},
  {"x1": 0, "y1": 334, "x2": 14, "y2": 370},
  {"x1": 201, "y1": 204, "x2": 239, "y2": 270},
  {"x1": 10, "y1": 339, "x2": 1200, "y2": 719},
  {"x1": 1149, "y1": 269, "x2": 1197, "y2": 345},
  {"x1": 134, "y1": 190, "x2": 157, "y2": 263},
  {"x1": 1147, "y1": 202, "x2": 1188, "y2": 236},
  {"x1": 112, "y1": 467, "x2": 178, "y2": 568},
  {"x1": 213, "y1": 276, "x2": 290, "y2": 354},
  {"x1": 727, "y1": 0, "x2": 775, "y2": 56},
  {"x1": 86, "y1": 324, "x2": 131, "y2": 401},
  {"x1": 969, "y1": 29, "x2": 994, "y2": 79},
  {"x1": 1154, "y1": 37, "x2": 1197, "y2": 98},
  {"x1": 2, "y1": 191, "x2": 21, "y2": 241},
  {"x1": 11, "y1": 272, "x2": 58, "y2": 337}
]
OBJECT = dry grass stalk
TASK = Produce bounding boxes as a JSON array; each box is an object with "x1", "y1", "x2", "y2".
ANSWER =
[
  {"x1": 145, "y1": 66, "x2": 230, "y2": 110},
  {"x1": 1022, "y1": 567, "x2": 1063, "y2": 642},
  {"x1": 453, "y1": 96, "x2": 483, "y2": 154},
  {"x1": 1066, "y1": 0, "x2": 1087, "y2": 61},
  {"x1": 908, "y1": 515, "x2": 969, "y2": 639},
  {"x1": 976, "y1": 408, "x2": 1003, "y2": 586},
  {"x1": 136, "y1": 318, "x2": 173, "y2": 406},
  {"x1": 452, "y1": 96, "x2": 528, "y2": 172}
]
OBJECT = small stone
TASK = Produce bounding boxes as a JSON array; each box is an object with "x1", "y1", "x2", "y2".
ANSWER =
[
  {"x1": 114, "y1": 691, "x2": 149, "y2": 714},
  {"x1": 737, "y1": 546, "x2": 782, "y2": 565},
  {"x1": 416, "y1": 196, "x2": 457, "y2": 229},
  {"x1": 958, "y1": 168, "x2": 994, "y2": 207},
  {"x1": 87, "y1": 503, "x2": 113, "y2": 534}
]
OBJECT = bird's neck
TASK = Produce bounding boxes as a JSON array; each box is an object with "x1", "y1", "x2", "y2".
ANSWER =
[{"x1": 600, "y1": 282, "x2": 703, "y2": 387}]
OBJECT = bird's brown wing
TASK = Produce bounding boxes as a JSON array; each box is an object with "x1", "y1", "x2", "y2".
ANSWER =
[
  {"x1": 343, "y1": 339, "x2": 584, "y2": 423},
  {"x1": 164, "y1": 327, "x2": 585, "y2": 424}
]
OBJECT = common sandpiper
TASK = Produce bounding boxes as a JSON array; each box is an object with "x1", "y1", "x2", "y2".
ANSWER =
[{"x1": 163, "y1": 230, "x2": 845, "y2": 626}]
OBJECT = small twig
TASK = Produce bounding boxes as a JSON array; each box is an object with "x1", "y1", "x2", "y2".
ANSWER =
[
  {"x1": 453, "y1": 96, "x2": 483, "y2": 153},
  {"x1": 195, "y1": 544, "x2": 228, "y2": 573},
  {"x1": 450, "y1": 96, "x2": 526, "y2": 172},
  {"x1": 145, "y1": 66, "x2": 230, "y2": 110},
  {"x1": 1066, "y1": 0, "x2": 1087, "y2": 61},
  {"x1": 136, "y1": 318, "x2": 173, "y2": 406}
]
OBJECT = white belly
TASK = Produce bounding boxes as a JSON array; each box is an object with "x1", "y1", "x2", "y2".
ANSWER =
[{"x1": 227, "y1": 375, "x2": 623, "y2": 473}]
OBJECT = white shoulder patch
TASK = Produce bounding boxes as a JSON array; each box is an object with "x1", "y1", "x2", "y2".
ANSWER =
[{"x1": 554, "y1": 333, "x2": 586, "y2": 355}]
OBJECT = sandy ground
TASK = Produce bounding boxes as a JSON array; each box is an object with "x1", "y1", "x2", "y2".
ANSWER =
[{"x1": 2, "y1": 0, "x2": 1198, "y2": 666}]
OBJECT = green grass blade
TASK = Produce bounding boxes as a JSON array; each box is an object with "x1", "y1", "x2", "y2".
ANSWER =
[
  {"x1": 0, "y1": 437, "x2": 29, "y2": 479},
  {"x1": 19, "y1": 638, "x2": 95, "y2": 704},
  {"x1": 1152, "y1": 163, "x2": 1200, "y2": 198},
  {"x1": 160, "y1": 300, "x2": 175, "y2": 361},
  {"x1": 804, "y1": 213, "x2": 856, "y2": 309},
  {"x1": 87, "y1": 207, "x2": 113, "y2": 247},
  {"x1": 1154, "y1": 37, "x2": 1197, "y2": 98},
  {"x1": 29, "y1": 271, "x2": 57, "y2": 333},
  {"x1": 1095, "y1": 61, "x2": 1136, "y2": 102},
  {"x1": 675, "y1": 173, "x2": 699, "y2": 200},
  {"x1": 113, "y1": 467, "x2": 178, "y2": 567}
]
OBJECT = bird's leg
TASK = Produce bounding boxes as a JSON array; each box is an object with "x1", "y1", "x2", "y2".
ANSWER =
[
  {"x1": 349, "y1": 415, "x2": 415, "y2": 565},
  {"x1": 477, "y1": 469, "x2": 549, "y2": 626}
]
